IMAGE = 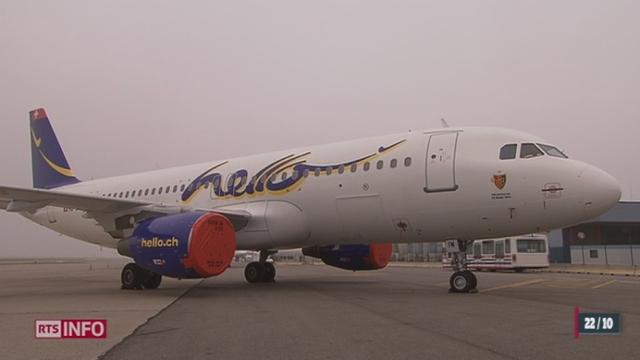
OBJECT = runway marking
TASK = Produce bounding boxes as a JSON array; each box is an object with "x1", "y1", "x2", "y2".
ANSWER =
[
  {"x1": 591, "y1": 279, "x2": 618, "y2": 289},
  {"x1": 480, "y1": 278, "x2": 546, "y2": 293}
]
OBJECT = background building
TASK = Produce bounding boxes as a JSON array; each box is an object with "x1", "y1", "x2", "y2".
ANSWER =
[{"x1": 549, "y1": 202, "x2": 640, "y2": 265}]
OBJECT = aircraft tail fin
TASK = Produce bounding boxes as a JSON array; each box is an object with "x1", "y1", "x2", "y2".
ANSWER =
[{"x1": 29, "y1": 108, "x2": 81, "y2": 189}]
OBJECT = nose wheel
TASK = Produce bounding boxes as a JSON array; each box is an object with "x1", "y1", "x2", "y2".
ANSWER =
[{"x1": 449, "y1": 270, "x2": 477, "y2": 293}]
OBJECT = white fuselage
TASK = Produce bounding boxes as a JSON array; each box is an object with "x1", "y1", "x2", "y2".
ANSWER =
[{"x1": 23, "y1": 127, "x2": 621, "y2": 251}]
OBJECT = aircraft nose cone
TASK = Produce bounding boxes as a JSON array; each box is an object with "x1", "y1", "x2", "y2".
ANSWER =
[{"x1": 580, "y1": 165, "x2": 621, "y2": 218}]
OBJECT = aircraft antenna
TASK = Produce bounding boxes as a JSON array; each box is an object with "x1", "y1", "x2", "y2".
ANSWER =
[{"x1": 440, "y1": 118, "x2": 450, "y2": 128}]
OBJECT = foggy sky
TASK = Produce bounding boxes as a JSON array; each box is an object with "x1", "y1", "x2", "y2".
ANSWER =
[{"x1": 1, "y1": 1, "x2": 638, "y2": 257}]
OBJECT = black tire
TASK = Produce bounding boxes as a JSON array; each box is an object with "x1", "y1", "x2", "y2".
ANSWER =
[
  {"x1": 263, "y1": 262, "x2": 276, "y2": 282},
  {"x1": 143, "y1": 272, "x2": 162, "y2": 289},
  {"x1": 245, "y1": 262, "x2": 266, "y2": 283},
  {"x1": 449, "y1": 271, "x2": 473, "y2": 293},
  {"x1": 462, "y1": 270, "x2": 477, "y2": 290},
  {"x1": 121, "y1": 263, "x2": 144, "y2": 290}
]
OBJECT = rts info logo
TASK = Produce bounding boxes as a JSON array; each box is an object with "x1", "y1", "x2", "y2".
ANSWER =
[{"x1": 35, "y1": 320, "x2": 108, "y2": 339}]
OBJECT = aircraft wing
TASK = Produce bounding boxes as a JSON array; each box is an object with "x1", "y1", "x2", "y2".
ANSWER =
[
  {"x1": 0, "y1": 185, "x2": 148, "y2": 213},
  {"x1": 0, "y1": 185, "x2": 250, "y2": 236}
]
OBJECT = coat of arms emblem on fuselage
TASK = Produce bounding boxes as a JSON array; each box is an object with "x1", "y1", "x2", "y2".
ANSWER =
[{"x1": 492, "y1": 174, "x2": 507, "y2": 190}]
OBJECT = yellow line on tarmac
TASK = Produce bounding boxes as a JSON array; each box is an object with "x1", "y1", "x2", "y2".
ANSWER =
[
  {"x1": 480, "y1": 278, "x2": 546, "y2": 293},
  {"x1": 591, "y1": 279, "x2": 617, "y2": 289}
]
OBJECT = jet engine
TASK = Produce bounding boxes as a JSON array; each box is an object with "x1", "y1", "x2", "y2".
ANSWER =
[
  {"x1": 302, "y1": 243, "x2": 392, "y2": 271},
  {"x1": 118, "y1": 212, "x2": 236, "y2": 279}
]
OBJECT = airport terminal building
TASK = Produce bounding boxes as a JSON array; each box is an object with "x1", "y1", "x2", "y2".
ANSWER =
[{"x1": 549, "y1": 201, "x2": 640, "y2": 265}]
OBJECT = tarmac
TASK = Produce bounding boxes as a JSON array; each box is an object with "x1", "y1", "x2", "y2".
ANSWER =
[{"x1": 1, "y1": 259, "x2": 639, "y2": 360}]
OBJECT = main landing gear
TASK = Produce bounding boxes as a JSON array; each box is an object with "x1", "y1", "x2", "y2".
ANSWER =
[
  {"x1": 244, "y1": 250, "x2": 277, "y2": 283},
  {"x1": 446, "y1": 240, "x2": 478, "y2": 293},
  {"x1": 121, "y1": 263, "x2": 162, "y2": 290}
]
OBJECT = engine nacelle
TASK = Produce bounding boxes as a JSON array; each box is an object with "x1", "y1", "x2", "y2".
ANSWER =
[
  {"x1": 302, "y1": 243, "x2": 392, "y2": 271},
  {"x1": 118, "y1": 212, "x2": 236, "y2": 279}
]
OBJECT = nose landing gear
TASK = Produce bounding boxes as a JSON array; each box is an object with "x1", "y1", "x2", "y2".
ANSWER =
[{"x1": 446, "y1": 240, "x2": 478, "y2": 293}]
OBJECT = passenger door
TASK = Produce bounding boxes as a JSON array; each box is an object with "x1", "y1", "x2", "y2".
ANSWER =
[
  {"x1": 496, "y1": 240, "x2": 505, "y2": 259},
  {"x1": 425, "y1": 132, "x2": 459, "y2": 193}
]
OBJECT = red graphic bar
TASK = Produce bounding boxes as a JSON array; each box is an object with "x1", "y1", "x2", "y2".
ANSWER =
[
  {"x1": 35, "y1": 319, "x2": 108, "y2": 339},
  {"x1": 574, "y1": 307, "x2": 580, "y2": 339}
]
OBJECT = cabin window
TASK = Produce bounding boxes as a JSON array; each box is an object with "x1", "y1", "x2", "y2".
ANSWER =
[
  {"x1": 144, "y1": 189, "x2": 149, "y2": 196},
  {"x1": 517, "y1": 239, "x2": 546, "y2": 253},
  {"x1": 376, "y1": 160, "x2": 384, "y2": 170},
  {"x1": 404, "y1": 157, "x2": 412, "y2": 167},
  {"x1": 338, "y1": 165, "x2": 345, "y2": 174},
  {"x1": 350, "y1": 163, "x2": 357, "y2": 173},
  {"x1": 363, "y1": 162, "x2": 371, "y2": 171},
  {"x1": 125, "y1": 191, "x2": 130, "y2": 198},
  {"x1": 119, "y1": 192, "x2": 124, "y2": 198},
  {"x1": 499, "y1": 144, "x2": 517, "y2": 160},
  {"x1": 520, "y1": 143, "x2": 544, "y2": 159},
  {"x1": 303, "y1": 169, "x2": 310, "y2": 178},
  {"x1": 314, "y1": 168, "x2": 321, "y2": 177},
  {"x1": 482, "y1": 240, "x2": 494, "y2": 254},
  {"x1": 166, "y1": 186, "x2": 171, "y2": 193},
  {"x1": 152, "y1": 188, "x2": 157, "y2": 195},
  {"x1": 537, "y1": 143, "x2": 568, "y2": 159},
  {"x1": 390, "y1": 159, "x2": 398, "y2": 168},
  {"x1": 173, "y1": 185, "x2": 178, "y2": 193},
  {"x1": 136, "y1": 190, "x2": 141, "y2": 196},
  {"x1": 326, "y1": 167, "x2": 332, "y2": 175},
  {"x1": 180, "y1": 184, "x2": 185, "y2": 191},
  {"x1": 158, "y1": 187, "x2": 163, "y2": 194}
]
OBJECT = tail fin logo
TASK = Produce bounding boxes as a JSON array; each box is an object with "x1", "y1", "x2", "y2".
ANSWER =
[{"x1": 31, "y1": 128, "x2": 42, "y2": 147}]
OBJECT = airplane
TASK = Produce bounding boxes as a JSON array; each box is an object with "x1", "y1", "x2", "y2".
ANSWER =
[{"x1": 0, "y1": 108, "x2": 621, "y2": 293}]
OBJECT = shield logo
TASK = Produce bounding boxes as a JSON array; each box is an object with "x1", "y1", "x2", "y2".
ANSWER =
[{"x1": 493, "y1": 174, "x2": 507, "y2": 190}]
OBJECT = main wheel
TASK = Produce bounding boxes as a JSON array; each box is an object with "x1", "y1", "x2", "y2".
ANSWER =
[
  {"x1": 143, "y1": 272, "x2": 162, "y2": 289},
  {"x1": 263, "y1": 262, "x2": 276, "y2": 282},
  {"x1": 449, "y1": 271, "x2": 474, "y2": 293},
  {"x1": 121, "y1": 263, "x2": 144, "y2": 290},
  {"x1": 245, "y1": 262, "x2": 266, "y2": 283}
]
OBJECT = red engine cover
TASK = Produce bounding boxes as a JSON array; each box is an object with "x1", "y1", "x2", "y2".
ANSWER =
[
  {"x1": 369, "y1": 243, "x2": 393, "y2": 269},
  {"x1": 183, "y1": 213, "x2": 236, "y2": 277}
]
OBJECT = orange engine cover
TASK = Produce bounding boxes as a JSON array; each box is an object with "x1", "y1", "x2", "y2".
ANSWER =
[{"x1": 183, "y1": 213, "x2": 237, "y2": 277}]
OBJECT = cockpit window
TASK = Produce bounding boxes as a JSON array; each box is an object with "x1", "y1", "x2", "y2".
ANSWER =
[
  {"x1": 520, "y1": 143, "x2": 544, "y2": 159},
  {"x1": 499, "y1": 144, "x2": 517, "y2": 160},
  {"x1": 537, "y1": 143, "x2": 568, "y2": 158}
]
